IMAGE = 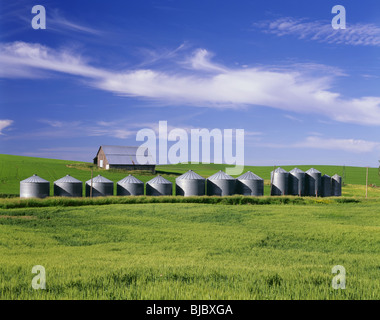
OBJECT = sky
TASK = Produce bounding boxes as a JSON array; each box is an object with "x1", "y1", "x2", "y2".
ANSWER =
[{"x1": 0, "y1": 0, "x2": 380, "y2": 167}]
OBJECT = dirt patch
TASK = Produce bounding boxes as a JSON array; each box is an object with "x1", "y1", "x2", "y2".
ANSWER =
[{"x1": 0, "y1": 215, "x2": 37, "y2": 220}]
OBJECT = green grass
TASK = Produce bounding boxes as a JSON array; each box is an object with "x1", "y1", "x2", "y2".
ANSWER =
[
  {"x1": 0, "y1": 202, "x2": 379, "y2": 299},
  {"x1": 0, "y1": 194, "x2": 366, "y2": 210},
  {"x1": 1, "y1": 154, "x2": 379, "y2": 196}
]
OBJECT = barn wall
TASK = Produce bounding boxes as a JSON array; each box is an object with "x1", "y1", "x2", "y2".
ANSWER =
[{"x1": 97, "y1": 148, "x2": 108, "y2": 168}]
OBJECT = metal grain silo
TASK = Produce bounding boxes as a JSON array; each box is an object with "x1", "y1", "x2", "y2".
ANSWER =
[
  {"x1": 306, "y1": 168, "x2": 322, "y2": 197},
  {"x1": 236, "y1": 171, "x2": 264, "y2": 196},
  {"x1": 20, "y1": 174, "x2": 50, "y2": 199},
  {"x1": 321, "y1": 175, "x2": 332, "y2": 197},
  {"x1": 176, "y1": 170, "x2": 205, "y2": 196},
  {"x1": 117, "y1": 174, "x2": 144, "y2": 196},
  {"x1": 332, "y1": 174, "x2": 342, "y2": 196},
  {"x1": 206, "y1": 170, "x2": 236, "y2": 196},
  {"x1": 85, "y1": 175, "x2": 114, "y2": 197},
  {"x1": 289, "y1": 168, "x2": 306, "y2": 196},
  {"x1": 146, "y1": 175, "x2": 172, "y2": 196},
  {"x1": 54, "y1": 175, "x2": 83, "y2": 197},
  {"x1": 270, "y1": 167, "x2": 289, "y2": 196}
]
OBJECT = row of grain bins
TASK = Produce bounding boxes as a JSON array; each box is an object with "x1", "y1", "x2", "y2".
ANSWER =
[
  {"x1": 271, "y1": 167, "x2": 342, "y2": 197},
  {"x1": 19, "y1": 168, "x2": 341, "y2": 198}
]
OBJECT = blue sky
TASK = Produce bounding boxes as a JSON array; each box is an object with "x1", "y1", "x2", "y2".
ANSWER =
[{"x1": 1, "y1": 0, "x2": 380, "y2": 167}]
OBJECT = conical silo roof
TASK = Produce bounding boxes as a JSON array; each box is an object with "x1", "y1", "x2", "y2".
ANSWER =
[
  {"x1": 176, "y1": 170, "x2": 205, "y2": 180},
  {"x1": 147, "y1": 175, "x2": 172, "y2": 184},
  {"x1": 207, "y1": 170, "x2": 235, "y2": 180},
  {"x1": 86, "y1": 175, "x2": 113, "y2": 184},
  {"x1": 237, "y1": 171, "x2": 263, "y2": 180},
  {"x1": 271, "y1": 167, "x2": 288, "y2": 173},
  {"x1": 306, "y1": 168, "x2": 321, "y2": 174},
  {"x1": 290, "y1": 168, "x2": 305, "y2": 174},
  {"x1": 54, "y1": 175, "x2": 82, "y2": 183},
  {"x1": 117, "y1": 174, "x2": 143, "y2": 184},
  {"x1": 21, "y1": 174, "x2": 49, "y2": 183}
]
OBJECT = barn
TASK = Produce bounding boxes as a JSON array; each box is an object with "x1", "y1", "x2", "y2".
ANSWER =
[{"x1": 93, "y1": 145, "x2": 156, "y2": 173}]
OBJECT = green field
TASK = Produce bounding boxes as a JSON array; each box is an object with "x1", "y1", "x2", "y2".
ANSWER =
[
  {"x1": 1, "y1": 154, "x2": 379, "y2": 196},
  {"x1": 0, "y1": 202, "x2": 379, "y2": 299},
  {"x1": 0, "y1": 154, "x2": 379, "y2": 300}
]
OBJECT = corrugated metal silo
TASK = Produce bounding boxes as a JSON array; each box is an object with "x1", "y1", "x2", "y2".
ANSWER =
[
  {"x1": 306, "y1": 168, "x2": 322, "y2": 197},
  {"x1": 20, "y1": 174, "x2": 50, "y2": 199},
  {"x1": 117, "y1": 174, "x2": 144, "y2": 196},
  {"x1": 146, "y1": 175, "x2": 172, "y2": 196},
  {"x1": 206, "y1": 170, "x2": 236, "y2": 196},
  {"x1": 236, "y1": 171, "x2": 264, "y2": 196},
  {"x1": 176, "y1": 170, "x2": 205, "y2": 196},
  {"x1": 332, "y1": 174, "x2": 342, "y2": 196},
  {"x1": 289, "y1": 168, "x2": 306, "y2": 196},
  {"x1": 321, "y1": 174, "x2": 332, "y2": 197},
  {"x1": 270, "y1": 167, "x2": 289, "y2": 196},
  {"x1": 54, "y1": 175, "x2": 82, "y2": 197},
  {"x1": 85, "y1": 175, "x2": 114, "y2": 197}
]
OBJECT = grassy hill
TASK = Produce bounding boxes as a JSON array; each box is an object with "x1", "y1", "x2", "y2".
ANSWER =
[
  {"x1": 0, "y1": 154, "x2": 379, "y2": 196},
  {"x1": 1, "y1": 154, "x2": 380, "y2": 300}
]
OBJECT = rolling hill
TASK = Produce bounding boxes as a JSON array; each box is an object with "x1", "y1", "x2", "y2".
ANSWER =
[{"x1": 0, "y1": 154, "x2": 379, "y2": 196}]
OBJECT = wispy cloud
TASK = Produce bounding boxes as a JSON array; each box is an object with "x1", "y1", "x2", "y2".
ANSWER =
[
  {"x1": 258, "y1": 136, "x2": 380, "y2": 153},
  {"x1": 0, "y1": 5, "x2": 103, "y2": 38},
  {"x1": 0, "y1": 119, "x2": 13, "y2": 135},
  {"x1": 48, "y1": 9, "x2": 103, "y2": 36},
  {"x1": 137, "y1": 43, "x2": 188, "y2": 67},
  {"x1": 284, "y1": 115, "x2": 303, "y2": 122},
  {"x1": 294, "y1": 136, "x2": 380, "y2": 153},
  {"x1": 4, "y1": 119, "x2": 137, "y2": 141},
  {"x1": 255, "y1": 17, "x2": 380, "y2": 46},
  {"x1": 2, "y1": 41, "x2": 380, "y2": 125}
]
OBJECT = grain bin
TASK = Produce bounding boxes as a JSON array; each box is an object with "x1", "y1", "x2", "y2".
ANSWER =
[
  {"x1": 206, "y1": 170, "x2": 236, "y2": 196},
  {"x1": 306, "y1": 168, "x2": 322, "y2": 197},
  {"x1": 332, "y1": 174, "x2": 342, "y2": 196},
  {"x1": 321, "y1": 175, "x2": 332, "y2": 197},
  {"x1": 20, "y1": 174, "x2": 50, "y2": 199},
  {"x1": 289, "y1": 168, "x2": 306, "y2": 196},
  {"x1": 236, "y1": 171, "x2": 264, "y2": 196},
  {"x1": 146, "y1": 175, "x2": 172, "y2": 196},
  {"x1": 270, "y1": 167, "x2": 289, "y2": 196},
  {"x1": 176, "y1": 170, "x2": 205, "y2": 196},
  {"x1": 85, "y1": 175, "x2": 114, "y2": 197},
  {"x1": 54, "y1": 175, "x2": 82, "y2": 197},
  {"x1": 117, "y1": 174, "x2": 144, "y2": 196}
]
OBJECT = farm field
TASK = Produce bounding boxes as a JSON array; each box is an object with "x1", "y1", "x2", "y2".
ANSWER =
[
  {"x1": 0, "y1": 154, "x2": 379, "y2": 300},
  {"x1": 0, "y1": 202, "x2": 379, "y2": 299},
  {"x1": 1, "y1": 154, "x2": 379, "y2": 196}
]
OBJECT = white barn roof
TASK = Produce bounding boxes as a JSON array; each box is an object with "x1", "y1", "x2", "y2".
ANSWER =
[{"x1": 98, "y1": 145, "x2": 155, "y2": 165}]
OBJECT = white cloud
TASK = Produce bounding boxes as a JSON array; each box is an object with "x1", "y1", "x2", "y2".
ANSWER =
[
  {"x1": 188, "y1": 49, "x2": 228, "y2": 73},
  {"x1": 0, "y1": 119, "x2": 13, "y2": 135},
  {"x1": 256, "y1": 17, "x2": 380, "y2": 47},
  {"x1": 2, "y1": 41, "x2": 380, "y2": 125}
]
